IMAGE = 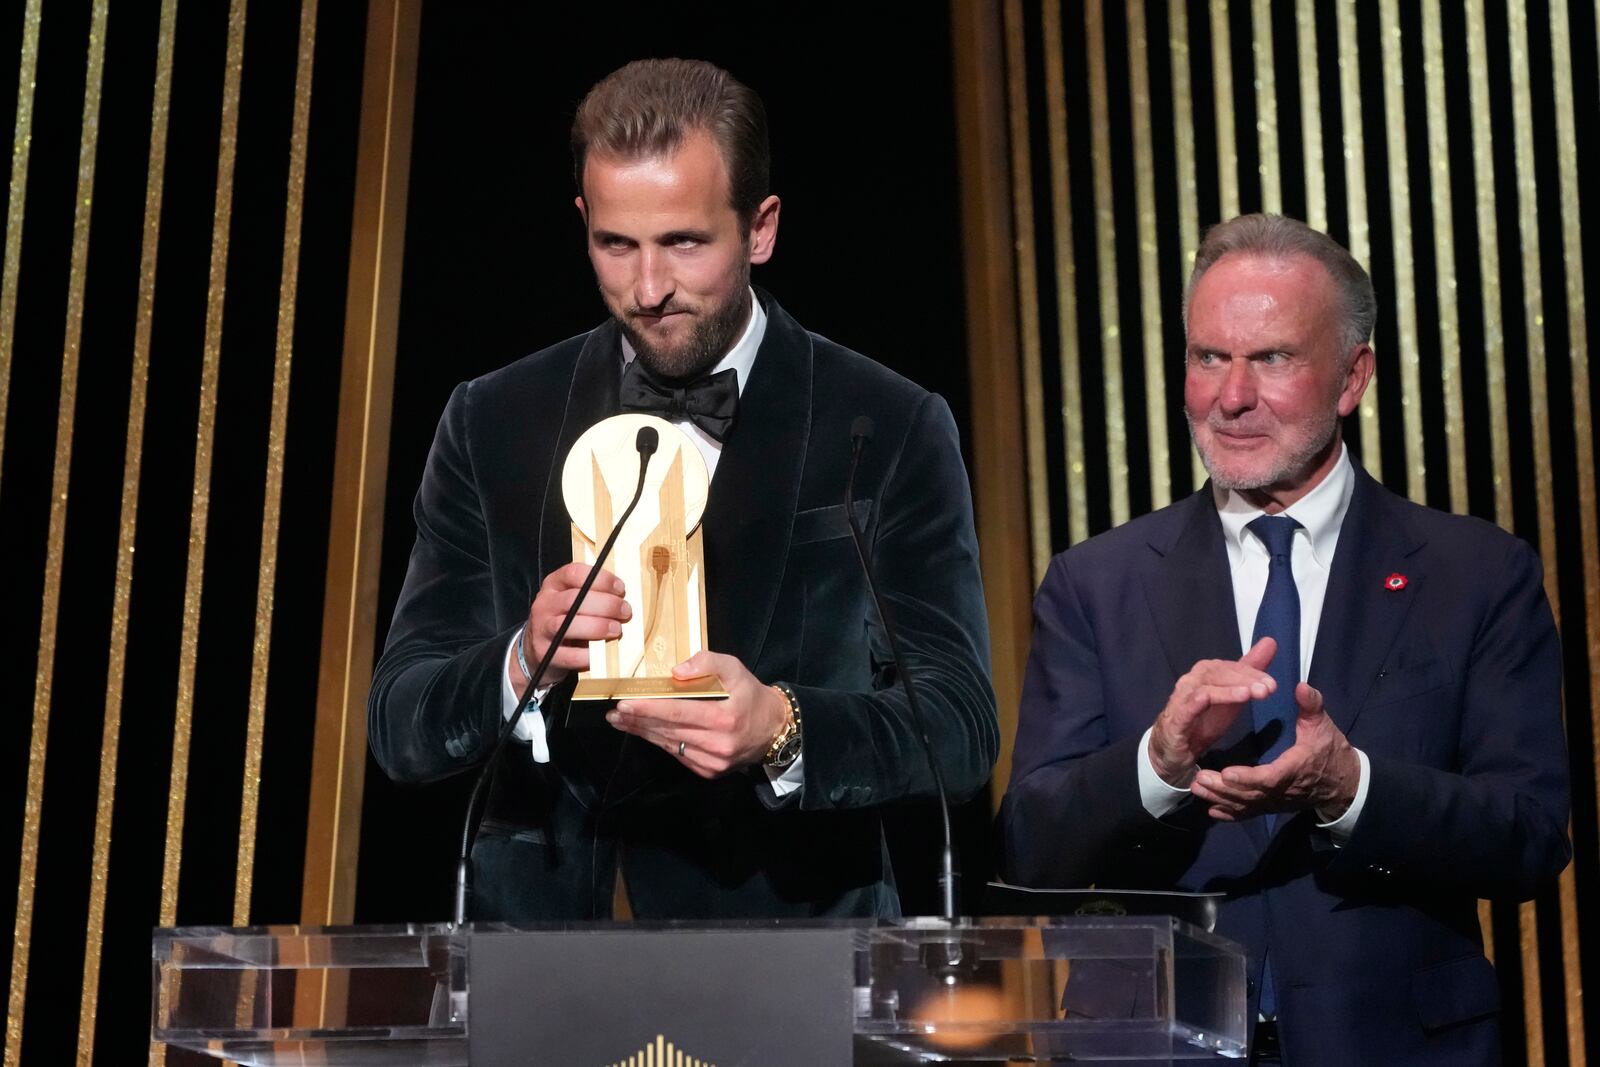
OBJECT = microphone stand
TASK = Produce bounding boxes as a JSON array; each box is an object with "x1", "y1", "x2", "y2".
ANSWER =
[
  {"x1": 842, "y1": 416, "x2": 959, "y2": 923},
  {"x1": 453, "y1": 427, "x2": 659, "y2": 926}
]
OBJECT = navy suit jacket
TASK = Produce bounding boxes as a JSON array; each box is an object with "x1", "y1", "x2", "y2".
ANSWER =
[
  {"x1": 370, "y1": 294, "x2": 997, "y2": 920},
  {"x1": 1001, "y1": 465, "x2": 1569, "y2": 1065}
]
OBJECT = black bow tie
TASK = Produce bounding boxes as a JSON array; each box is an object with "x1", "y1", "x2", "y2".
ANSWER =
[{"x1": 619, "y1": 360, "x2": 740, "y2": 442}]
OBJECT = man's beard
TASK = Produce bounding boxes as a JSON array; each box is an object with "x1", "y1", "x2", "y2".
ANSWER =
[
  {"x1": 1186, "y1": 403, "x2": 1340, "y2": 492},
  {"x1": 617, "y1": 270, "x2": 752, "y2": 381}
]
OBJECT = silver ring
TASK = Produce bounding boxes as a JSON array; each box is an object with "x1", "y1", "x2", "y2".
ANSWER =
[{"x1": 677, "y1": 740, "x2": 687, "y2": 757}]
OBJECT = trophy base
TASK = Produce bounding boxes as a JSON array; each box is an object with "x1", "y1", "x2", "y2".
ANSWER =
[{"x1": 572, "y1": 675, "x2": 729, "y2": 702}]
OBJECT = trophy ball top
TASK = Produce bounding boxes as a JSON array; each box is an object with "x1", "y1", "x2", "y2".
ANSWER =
[{"x1": 561, "y1": 413, "x2": 710, "y2": 542}]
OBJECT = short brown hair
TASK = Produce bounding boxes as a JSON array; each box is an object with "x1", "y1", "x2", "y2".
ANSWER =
[
  {"x1": 572, "y1": 59, "x2": 770, "y2": 229},
  {"x1": 1184, "y1": 213, "x2": 1378, "y2": 358}
]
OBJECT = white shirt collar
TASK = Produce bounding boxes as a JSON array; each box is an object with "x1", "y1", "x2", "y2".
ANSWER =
[
  {"x1": 1212, "y1": 442, "x2": 1354, "y2": 568},
  {"x1": 618, "y1": 287, "x2": 765, "y2": 397}
]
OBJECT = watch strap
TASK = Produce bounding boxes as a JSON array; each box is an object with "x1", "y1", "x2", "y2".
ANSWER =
[{"x1": 763, "y1": 682, "x2": 802, "y2": 768}]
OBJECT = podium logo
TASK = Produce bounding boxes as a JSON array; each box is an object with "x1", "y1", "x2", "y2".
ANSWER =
[{"x1": 604, "y1": 1033, "x2": 717, "y2": 1067}]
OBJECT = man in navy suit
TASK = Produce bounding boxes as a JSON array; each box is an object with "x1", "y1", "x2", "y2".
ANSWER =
[{"x1": 1001, "y1": 214, "x2": 1569, "y2": 1065}]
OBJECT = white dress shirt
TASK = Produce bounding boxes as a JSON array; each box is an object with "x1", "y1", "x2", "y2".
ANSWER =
[
  {"x1": 1137, "y1": 444, "x2": 1371, "y2": 842},
  {"x1": 498, "y1": 291, "x2": 804, "y2": 794}
]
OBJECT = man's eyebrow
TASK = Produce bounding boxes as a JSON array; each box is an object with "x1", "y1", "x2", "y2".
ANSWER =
[
  {"x1": 1185, "y1": 343, "x2": 1303, "y2": 357},
  {"x1": 656, "y1": 229, "x2": 713, "y2": 243},
  {"x1": 588, "y1": 227, "x2": 634, "y2": 243}
]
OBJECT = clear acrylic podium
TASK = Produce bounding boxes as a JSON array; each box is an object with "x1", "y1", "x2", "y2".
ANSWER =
[{"x1": 153, "y1": 917, "x2": 1246, "y2": 1064}]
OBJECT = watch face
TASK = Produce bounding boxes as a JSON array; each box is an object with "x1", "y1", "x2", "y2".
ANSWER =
[{"x1": 772, "y1": 735, "x2": 801, "y2": 767}]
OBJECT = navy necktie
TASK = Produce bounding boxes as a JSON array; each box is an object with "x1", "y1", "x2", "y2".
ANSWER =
[
  {"x1": 1245, "y1": 513, "x2": 1301, "y2": 1022},
  {"x1": 1247, "y1": 514, "x2": 1302, "y2": 765}
]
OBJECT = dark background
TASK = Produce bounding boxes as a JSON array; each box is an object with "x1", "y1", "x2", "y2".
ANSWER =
[{"x1": 0, "y1": 3, "x2": 368, "y2": 1064}]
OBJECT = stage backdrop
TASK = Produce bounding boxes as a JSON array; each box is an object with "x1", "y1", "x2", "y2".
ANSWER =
[
  {"x1": 953, "y1": 1, "x2": 1600, "y2": 1064},
  {"x1": 2, "y1": 2, "x2": 1597, "y2": 1067},
  {"x1": 0, "y1": 2, "x2": 372, "y2": 1065},
  {"x1": 0, "y1": 2, "x2": 977, "y2": 1065}
]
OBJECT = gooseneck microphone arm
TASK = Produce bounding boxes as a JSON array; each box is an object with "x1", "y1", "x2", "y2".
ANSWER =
[
  {"x1": 453, "y1": 426, "x2": 660, "y2": 925},
  {"x1": 842, "y1": 415, "x2": 959, "y2": 922}
]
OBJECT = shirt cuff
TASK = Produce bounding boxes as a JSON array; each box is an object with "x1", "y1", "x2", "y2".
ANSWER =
[
  {"x1": 765, "y1": 754, "x2": 805, "y2": 797},
  {"x1": 1314, "y1": 747, "x2": 1369, "y2": 845},
  {"x1": 502, "y1": 628, "x2": 550, "y2": 763},
  {"x1": 1137, "y1": 725, "x2": 1194, "y2": 818}
]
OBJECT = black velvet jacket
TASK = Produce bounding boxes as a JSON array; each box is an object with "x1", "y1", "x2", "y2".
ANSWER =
[{"x1": 369, "y1": 295, "x2": 997, "y2": 919}]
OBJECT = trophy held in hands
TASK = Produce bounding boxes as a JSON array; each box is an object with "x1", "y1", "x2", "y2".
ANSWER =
[{"x1": 561, "y1": 413, "x2": 726, "y2": 701}]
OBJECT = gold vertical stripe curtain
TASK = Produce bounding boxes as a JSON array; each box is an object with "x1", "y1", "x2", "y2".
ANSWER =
[
  {"x1": 997, "y1": 1, "x2": 1599, "y2": 1063},
  {"x1": 237, "y1": 0, "x2": 319, "y2": 930},
  {"x1": 0, "y1": 0, "x2": 41, "y2": 489},
  {"x1": 76, "y1": 2, "x2": 177, "y2": 1061},
  {"x1": 0, "y1": 2, "x2": 346, "y2": 1063},
  {"x1": 6, "y1": 5, "x2": 106, "y2": 1066}
]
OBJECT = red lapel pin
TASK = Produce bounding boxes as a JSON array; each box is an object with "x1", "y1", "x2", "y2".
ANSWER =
[{"x1": 1385, "y1": 572, "x2": 1408, "y2": 591}]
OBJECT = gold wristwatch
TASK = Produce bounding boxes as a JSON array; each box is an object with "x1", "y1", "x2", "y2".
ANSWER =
[{"x1": 763, "y1": 682, "x2": 803, "y2": 770}]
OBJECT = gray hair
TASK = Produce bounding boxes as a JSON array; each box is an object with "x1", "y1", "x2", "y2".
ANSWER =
[{"x1": 1183, "y1": 213, "x2": 1377, "y2": 358}]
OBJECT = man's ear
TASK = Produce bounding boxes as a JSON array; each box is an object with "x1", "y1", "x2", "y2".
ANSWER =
[
  {"x1": 747, "y1": 194, "x2": 781, "y2": 264},
  {"x1": 575, "y1": 195, "x2": 588, "y2": 228},
  {"x1": 1337, "y1": 343, "x2": 1375, "y2": 417}
]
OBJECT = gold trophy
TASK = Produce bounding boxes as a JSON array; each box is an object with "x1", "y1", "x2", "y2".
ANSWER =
[{"x1": 561, "y1": 413, "x2": 726, "y2": 701}]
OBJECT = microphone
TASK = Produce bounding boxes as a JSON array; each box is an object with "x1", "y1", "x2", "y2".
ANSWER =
[
  {"x1": 842, "y1": 415, "x2": 960, "y2": 923},
  {"x1": 453, "y1": 425, "x2": 659, "y2": 925}
]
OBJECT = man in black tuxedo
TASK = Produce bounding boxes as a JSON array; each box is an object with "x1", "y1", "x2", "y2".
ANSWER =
[
  {"x1": 1001, "y1": 214, "x2": 1569, "y2": 1065},
  {"x1": 370, "y1": 59, "x2": 996, "y2": 920}
]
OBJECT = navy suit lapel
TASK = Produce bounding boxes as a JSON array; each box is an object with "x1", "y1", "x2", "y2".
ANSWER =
[
  {"x1": 538, "y1": 321, "x2": 625, "y2": 582},
  {"x1": 698, "y1": 296, "x2": 811, "y2": 670},
  {"x1": 1142, "y1": 487, "x2": 1245, "y2": 681},
  {"x1": 1308, "y1": 466, "x2": 1426, "y2": 736}
]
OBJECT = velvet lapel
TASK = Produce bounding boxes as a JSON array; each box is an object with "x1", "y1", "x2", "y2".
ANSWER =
[
  {"x1": 1307, "y1": 466, "x2": 1425, "y2": 737},
  {"x1": 537, "y1": 320, "x2": 625, "y2": 581},
  {"x1": 698, "y1": 295, "x2": 810, "y2": 669},
  {"x1": 1141, "y1": 488, "x2": 1268, "y2": 850}
]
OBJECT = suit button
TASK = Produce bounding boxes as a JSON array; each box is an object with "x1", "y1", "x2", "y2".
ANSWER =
[
  {"x1": 444, "y1": 737, "x2": 462, "y2": 758},
  {"x1": 829, "y1": 785, "x2": 848, "y2": 803},
  {"x1": 460, "y1": 729, "x2": 480, "y2": 753}
]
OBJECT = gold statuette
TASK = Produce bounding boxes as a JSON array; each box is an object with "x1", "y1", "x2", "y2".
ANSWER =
[{"x1": 561, "y1": 413, "x2": 725, "y2": 701}]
